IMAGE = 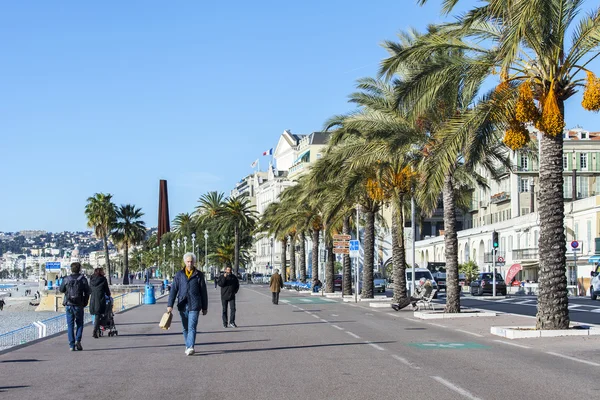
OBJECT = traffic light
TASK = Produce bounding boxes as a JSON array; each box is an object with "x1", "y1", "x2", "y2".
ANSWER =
[{"x1": 492, "y1": 231, "x2": 499, "y2": 249}]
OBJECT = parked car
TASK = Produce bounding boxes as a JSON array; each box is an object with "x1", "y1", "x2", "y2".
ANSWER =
[
  {"x1": 590, "y1": 265, "x2": 600, "y2": 300},
  {"x1": 333, "y1": 274, "x2": 343, "y2": 291},
  {"x1": 470, "y1": 273, "x2": 507, "y2": 296},
  {"x1": 405, "y1": 268, "x2": 438, "y2": 298},
  {"x1": 373, "y1": 272, "x2": 386, "y2": 293}
]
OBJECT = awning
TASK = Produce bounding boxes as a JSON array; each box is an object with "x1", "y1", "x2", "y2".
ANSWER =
[
  {"x1": 293, "y1": 149, "x2": 310, "y2": 164},
  {"x1": 588, "y1": 255, "x2": 600, "y2": 264}
]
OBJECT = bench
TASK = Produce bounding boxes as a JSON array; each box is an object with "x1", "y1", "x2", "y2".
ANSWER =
[{"x1": 416, "y1": 289, "x2": 437, "y2": 311}]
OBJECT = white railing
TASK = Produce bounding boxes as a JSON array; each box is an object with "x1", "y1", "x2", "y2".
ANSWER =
[{"x1": 0, "y1": 290, "x2": 148, "y2": 351}]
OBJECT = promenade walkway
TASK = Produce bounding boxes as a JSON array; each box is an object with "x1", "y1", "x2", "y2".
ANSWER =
[{"x1": 2, "y1": 284, "x2": 600, "y2": 400}]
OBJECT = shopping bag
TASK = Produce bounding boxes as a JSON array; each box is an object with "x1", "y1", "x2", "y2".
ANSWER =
[{"x1": 159, "y1": 311, "x2": 173, "y2": 330}]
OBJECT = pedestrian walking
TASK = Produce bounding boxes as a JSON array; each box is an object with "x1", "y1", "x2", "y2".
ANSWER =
[
  {"x1": 167, "y1": 253, "x2": 208, "y2": 356},
  {"x1": 89, "y1": 268, "x2": 111, "y2": 338},
  {"x1": 269, "y1": 269, "x2": 283, "y2": 305},
  {"x1": 59, "y1": 262, "x2": 90, "y2": 351},
  {"x1": 218, "y1": 266, "x2": 239, "y2": 328},
  {"x1": 0, "y1": 298, "x2": 5, "y2": 311},
  {"x1": 214, "y1": 273, "x2": 219, "y2": 290}
]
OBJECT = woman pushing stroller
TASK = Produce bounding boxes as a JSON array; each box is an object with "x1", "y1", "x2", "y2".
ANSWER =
[{"x1": 90, "y1": 268, "x2": 111, "y2": 338}]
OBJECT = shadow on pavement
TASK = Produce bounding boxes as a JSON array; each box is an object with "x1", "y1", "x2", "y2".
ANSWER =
[
  {"x1": 240, "y1": 321, "x2": 355, "y2": 328},
  {"x1": 1, "y1": 359, "x2": 43, "y2": 363},
  {"x1": 83, "y1": 339, "x2": 270, "y2": 352},
  {"x1": 117, "y1": 322, "x2": 159, "y2": 326},
  {"x1": 0, "y1": 386, "x2": 30, "y2": 392},
  {"x1": 195, "y1": 341, "x2": 395, "y2": 356}
]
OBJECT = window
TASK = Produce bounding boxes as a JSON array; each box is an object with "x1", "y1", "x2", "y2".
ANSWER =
[
  {"x1": 316, "y1": 153, "x2": 322, "y2": 159},
  {"x1": 519, "y1": 177, "x2": 530, "y2": 192},
  {"x1": 587, "y1": 220, "x2": 592, "y2": 254},
  {"x1": 508, "y1": 236, "x2": 513, "y2": 251},
  {"x1": 580, "y1": 153, "x2": 588, "y2": 170},
  {"x1": 596, "y1": 177, "x2": 600, "y2": 195},
  {"x1": 563, "y1": 155, "x2": 568, "y2": 170},
  {"x1": 500, "y1": 238, "x2": 506, "y2": 252},
  {"x1": 521, "y1": 208, "x2": 530, "y2": 215},
  {"x1": 577, "y1": 176, "x2": 589, "y2": 198},
  {"x1": 564, "y1": 176, "x2": 573, "y2": 198},
  {"x1": 581, "y1": 131, "x2": 589, "y2": 140},
  {"x1": 520, "y1": 153, "x2": 529, "y2": 171}
]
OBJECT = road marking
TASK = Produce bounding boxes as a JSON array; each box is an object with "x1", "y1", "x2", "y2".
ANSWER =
[
  {"x1": 514, "y1": 300, "x2": 534, "y2": 305},
  {"x1": 319, "y1": 318, "x2": 328, "y2": 323},
  {"x1": 493, "y1": 340, "x2": 531, "y2": 349},
  {"x1": 454, "y1": 329, "x2": 484, "y2": 338},
  {"x1": 347, "y1": 304, "x2": 357, "y2": 307},
  {"x1": 568, "y1": 304, "x2": 582, "y2": 309},
  {"x1": 305, "y1": 312, "x2": 313, "y2": 316},
  {"x1": 546, "y1": 352, "x2": 600, "y2": 367},
  {"x1": 297, "y1": 307, "x2": 304, "y2": 311},
  {"x1": 311, "y1": 314, "x2": 320, "y2": 319},
  {"x1": 300, "y1": 299, "x2": 313, "y2": 302},
  {"x1": 366, "y1": 341, "x2": 385, "y2": 351},
  {"x1": 346, "y1": 331, "x2": 361, "y2": 339},
  {"x1": 331, "y1": 314, "x2": 339, "y2": 317},
  {"x1": 404, "y1": 318, "x2": 426, "y2": 323},
  {"x1": 428, "y1": 323, "x2": 447, "y2": 328},
  {"x1": 331, "y1": 324, "x2": 344, "y2": 330},
  {"x1": 431, "y1": 376, "x2": 482, "y2": 400},
  {"x1": 387, "y1": 313, "x2": 400, "y2": 317},
  {"x1": 391, "y1": 354, "x2": 421, "y2": 369}
]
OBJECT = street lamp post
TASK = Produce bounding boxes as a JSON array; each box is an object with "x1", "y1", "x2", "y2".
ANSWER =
[
  {"x1": 171, "y1": 241, "x2": 175, "y2": 278},
  {"x1": 204, "y1": 230, "x2": 209, "y2": 276},
  {"x1": 177, "y1": 239, "x2": 181, "y2": 272},
  {"x1": 162, "y1": 243, "x2": 166, "y2": 278},
  {"x1": 191, "y1": 233, "x2": 196, "y2": 263},
  {"x1": 270, "y1": 238, "x2": 274, "y2": 274},
  {"x1": 184, "y1": 236, "x2": 188, "y2": 254}
]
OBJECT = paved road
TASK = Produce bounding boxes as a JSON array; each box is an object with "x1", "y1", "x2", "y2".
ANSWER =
[{"x1": 1, "y1": 285, "x2": 600, "y2": 399}]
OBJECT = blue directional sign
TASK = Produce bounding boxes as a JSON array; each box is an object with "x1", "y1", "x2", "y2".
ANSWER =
[
  {"x1": 349, "y1": 240, "x2": 359, "y2": 251},
  {"x1": 45, "y1": 262, "x2": 61, "y2": 271}
]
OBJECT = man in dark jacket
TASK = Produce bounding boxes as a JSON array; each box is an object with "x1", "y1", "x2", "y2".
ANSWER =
[
  {"x1": 218, "y1": 266, "x2": 239, "y2": 328},
  {"x1": 89, "y1": 267, "x2": 111, "y2": 338},
  {"x1": 59, "y1": 262, "x2": 90, "y2": 351},
  {"x1": 167, "y1": 253, "x2": 208, "y2": 356}
]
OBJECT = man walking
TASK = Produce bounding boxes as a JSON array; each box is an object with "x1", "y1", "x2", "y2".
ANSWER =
[
  {"x1": 218, "y1": 266, "x2": 239, "y2": 328},
  {"x1": 59, "y1": 262, "x2": 90, "y2": 351},
  {"x1": 167, "y1": 253, "x2": 208, "y2": 356},
  {"x1": 0, "y1": 298, "x2": 5, "y2": 311},
  {"x1": 269, "y1": 269, "x2": 283, "y2": 305}
]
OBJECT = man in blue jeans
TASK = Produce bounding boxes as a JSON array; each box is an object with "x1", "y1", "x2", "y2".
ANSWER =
[
  {"x1": 59, "y1": 262, "x2": 90, "y2": 351},
  {"x1": 167, "y1": 253, "x2": 208, "y2": 356}
]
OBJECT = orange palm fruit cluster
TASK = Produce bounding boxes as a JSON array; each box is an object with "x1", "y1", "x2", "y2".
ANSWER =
[
  {"x1": 503, "y1": 121, "x2": 530, "y2": 151},
  {"x1": 366, "y1": 178, "x2": 386, "y2": 202},
  {"x1": 540, "y1": 84, "x2": 565, "y2": 136},
  {"x1": 515, "y1": 83, "x2": 539, "y2": 123},
  {"x1": 582, "y1": 71, "x2": 600, "y2": 111}
]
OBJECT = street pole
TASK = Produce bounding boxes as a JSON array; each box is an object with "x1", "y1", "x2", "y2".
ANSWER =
[
  {"x1": 191, "y1": 233, "x2": 196, "y2": 265},
  {"x1": 356, "y1": 205, "x2": 360, "y2": 303},
  {"x1": 411, "y1": 197, "x2": 416, "y2": 296},
  {"x1": 492, "y1": 248, "x2": 497, "y2": 297},
  {"x1": 162, "y1": 243, "x2": 166, "y2": 279},
  {"x1": 270, "y1": 238, "x2": 274, "y2": 275},
  {"x1": 171, "y1": 241, "x2": 174, "y2": 278},
  {"x1": 184, "y1": 236, "x2": 188, "y2": 254},
  {"x1": 204, "y1": 230, "x2": 208, "y2": 277}
]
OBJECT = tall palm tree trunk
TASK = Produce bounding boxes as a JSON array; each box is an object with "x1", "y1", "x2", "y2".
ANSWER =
[
  {"x1": 362, "y1": 210, "x2": 375, "y2": 298},
  {"x1": 443, "y1": 175, "x2": 460, "y2": 313},
  {"x1": 122, "y1": 244, "x2": 130, "y2": 285},
  {"x1": 537, "y1": 122, "x2": 569, "y2": 329},
  {"x1": 289, "y1": 235, "x2": 296, "y2": 281},
  {"x1": 234, "y1": 224, "x2": 240, "y2": 276},
  {"x1": 103, "y1": 236, "x2": 112, "y2": 285},
  {"x1": 299, "y1": 232, "x2": 307, "y2": 282},
  {"x1": 392, "y1": 202, "x2": 408, "y2": 303},
  {"x1": 325, "y1": 237, "x2": 334, "y2": 292},
  {"x1": 342, "y1": 216, "x2": 352, "y2": 295},
  {"x1": 311, "y1": 229, "x2": 320, "y2": 281},
  {"x1": 281, "y1": 237, "x2": 288, "y2": 281}
]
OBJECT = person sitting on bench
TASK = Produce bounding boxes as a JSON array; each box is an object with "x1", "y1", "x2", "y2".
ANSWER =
[{"x1": 391, "y1": 278, "x2": 433, "y2": 311}]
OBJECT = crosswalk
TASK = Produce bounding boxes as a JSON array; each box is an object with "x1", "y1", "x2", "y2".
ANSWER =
[{"x1": 469, "y1": 296, "x2": 600, "y2": 314}]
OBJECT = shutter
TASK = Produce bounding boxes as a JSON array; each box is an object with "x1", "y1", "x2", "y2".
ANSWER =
[
  {"x1": 567, "y1": 154, "x2": 572, "y2": 170},
  {"x1": 516, "y1": 153, "x2": 522, "y2": 169},
  {"x1": 596, "y1": 153, "x2": 600, "y2": 172},
  {"x1": 577, "y1": 153, "x2": 581, "y2": 170}
]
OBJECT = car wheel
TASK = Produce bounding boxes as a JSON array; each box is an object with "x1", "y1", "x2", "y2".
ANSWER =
[
  {"x1": 592, "y1": 286, "x2": 597, "y2": 301},
  {"x1": 500, "y1": 290, "x2": 507, "y2": 296},
  {"x1": 470, "y1": 288, "x2": 477, "y2": 296}
]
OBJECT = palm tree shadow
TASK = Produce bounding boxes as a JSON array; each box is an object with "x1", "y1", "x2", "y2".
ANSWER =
[
  {"x1": 240, "y1": 321, "x2": 354, "y2": 328},
  {"x1": 84, "y1": 339, "x2": 269, "y2": 352},
  {"x1": 196, "y1": 341, "x2": 395, "y2": 356},
  {"x1": 0, "y1": 386, "x2": 30, "y2": 392}
]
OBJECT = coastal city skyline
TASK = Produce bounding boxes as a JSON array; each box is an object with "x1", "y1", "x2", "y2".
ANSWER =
[{"x1": 2, "y1": 0, "x2": 600, "y2": 232}]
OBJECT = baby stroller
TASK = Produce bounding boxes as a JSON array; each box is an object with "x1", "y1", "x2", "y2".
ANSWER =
[{"x1": 97, "y1": 296, "x2": 118, "y2": 337}]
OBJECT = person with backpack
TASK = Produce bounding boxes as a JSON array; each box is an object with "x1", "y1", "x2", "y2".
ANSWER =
[
  {"x1": 167, "y1": 253, "x2": 208, "y2": 356},
  {"x1": 59, "y1": 262, "x2": 90, "y2": 351}
]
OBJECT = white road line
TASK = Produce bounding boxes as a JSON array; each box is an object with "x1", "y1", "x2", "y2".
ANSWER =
[
  {"x1": 391, "y1": 354, "x2": 421, "y2": 369},
  {"x1": 366, "y1": 341, "x2": 385, "y2": 351},
  {"x1": 346, "y1": 331, "x2": 361, "y2": 339},
  {"x1": 455, "y1": 329, "x2": 484, "y2": 338},
  {"x1": 347, "y1": 304, "x2": 357, "y2": 307},
  {"x1": 568, "y1": 304, "x2": 582, "y2": 309},
  {"x1": 428, "y1": 323, "x2": 448, "y2": 328},
  {"x1": 311, "y1": 314, "x2": 320, "y2": 319},
  {"x1": 431, "y1": 376, "x2": 482, "y2": 400},
  {"x1": 331, "y1": 314, "x2": 339, "y2": 317},
  {"x1": 404, "y1": 318, "x2": 426, "y2": 323},
  {"x1": 319, "y1": 318, "x2": 328, "y2": 323},
  {"x1": 305, "y1": 312, "x2": 313, "y2": 316},
  {"x1": 514, "y1": 300, "x2": 534, "y2": 305},
  {"x1": 331, "y1": 324, "x2": 344, "y2": 330},
  {"x1": 546, "y1": 352, "x2": 600, "y2": 367},
  {"x1": 387, "y1": 313, "x2": 400, "y2": 317},
  {"x1": 297, "y1": 307, "x2": 304, "y2": 311},
  {"x1": 493, "y1": 340, "x2": 531, "y2": 349}
]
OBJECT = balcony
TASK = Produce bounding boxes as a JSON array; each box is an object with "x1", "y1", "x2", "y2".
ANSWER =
[
  {"x1": 490, "y1": 191, "x2": 510, "y2": 204},
  {"x1": 512, "y1": 248, "x2": 539, "y2": 260},
  {"x1": 479, "y1": 200, "x2": 489, "y2": 208}
]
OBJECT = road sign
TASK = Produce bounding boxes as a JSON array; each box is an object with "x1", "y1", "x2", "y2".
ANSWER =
[
  {"x1": 497, "y1": 256, "x2": 505, "y2": 263},
  {"x1": 333, "y1": 234, "x2": 351, "y2": 241},
  {"x1": 571, "y1": 240, "x2": 579, "y2": 249},
  {"x1": 45, "y1": 262, "x2": 61, "y2": 271},
  {"x1": 333, "y1": 241, "x2": 349, "y2": 248},
  {"x1": 349, "y1": 240, "x2": 360, "y2": 258},
  {"x1": 333, "y1": 248, "x2": 350, "y2": 254}
]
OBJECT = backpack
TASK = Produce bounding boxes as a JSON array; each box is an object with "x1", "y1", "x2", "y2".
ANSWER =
[{"x1": 66, "y1": 275, "x2": 85, "y2": 305}]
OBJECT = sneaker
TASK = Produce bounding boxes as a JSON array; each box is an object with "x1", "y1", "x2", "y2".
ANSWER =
[
  {"x1": 75, "y1": 342, "x2": 83, "y2": 351},
  {"x1": 391, "y1": 304, "x2": 400, "y2": 312},
  {"x1": 184, "y1": 347, "x2": 195, "y2": 356},
  {"x1": 229, "y1": 322, "x2": 238, "y2": 328},
  {"x1": 69, "y1": 347, "x2": 75, "y2": 351},
  {"x1": 223, "y1": 323, "x2": 228, "y2": 328}
]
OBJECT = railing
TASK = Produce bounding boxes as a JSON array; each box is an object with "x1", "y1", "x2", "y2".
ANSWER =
[
  {"x1": 512, "y1": 248, "x2": 539, "y2": 260},
  {"x1": 0, "y1": 290, "x2": 147, "y2": 351}
]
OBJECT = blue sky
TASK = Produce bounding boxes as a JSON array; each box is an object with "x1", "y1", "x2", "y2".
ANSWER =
[{"x1": 1, "y1": 1, "x2": 598, "y2": 232}]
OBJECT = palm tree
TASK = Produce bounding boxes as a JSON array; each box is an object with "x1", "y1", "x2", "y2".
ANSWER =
[
  {"x1": 85, "y1": 193, "x2": 117, "y2": 284},
  {"x1": 172, "y1": 213, "x2": 195, "y2": 239},
  {"x1": 221, "y1": 196, "x2": 258, "y2": 275},
  {"x1": 112, "y1": 204, "x2": 146, "y2": 285},
  {"x1": 408, "y1": 0, "x2": 600, "y2": 328}
]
